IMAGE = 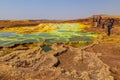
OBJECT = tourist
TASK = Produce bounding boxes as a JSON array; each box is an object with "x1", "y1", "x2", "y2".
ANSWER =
[
  {"x1": 110, "y1": 18, "x2": 115, "y2": 27},
  {"x1": 93, "y1": 15, "x2": 98, "y2": 27},
  {"x1": 107, "y1": 19, "x2": 114, "y2": 36},
  {"x1": 93, "y1": 15, "x2": 96, "y2": 22},
  {"x1": 101, "y1": 18, "x2": 105, "y2": 29},
  {"x1": 98, "y1": 16, "x2": 102, "y2": 24}
]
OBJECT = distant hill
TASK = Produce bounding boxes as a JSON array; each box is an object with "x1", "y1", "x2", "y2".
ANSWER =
[
  {"x1": 0, "y1": 14, "x2": 120, "y2": 28},
  {"x1": 91, "y1": 14, "x2": 120, "y2": 18}
]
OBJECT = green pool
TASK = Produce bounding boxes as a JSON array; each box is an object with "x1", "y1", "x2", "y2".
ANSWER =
[{"x1": 0, "y1": 23, "x2": 99, "y2": 47}]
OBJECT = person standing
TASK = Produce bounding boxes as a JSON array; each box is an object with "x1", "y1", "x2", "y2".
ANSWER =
[
  {"x1": 110, "y1": 18, "x2": 115, "y2": 27},
  {"x1": 107, "y1": 19, "x2": 114, "y2": 36},
  {"x1": 101, "y1": 18, "x2": 105, "y2": 29},
  {"x1": 93, "y1": 15, "x2": 98, "y2": 27},
  {"x1": 98, "y1": 16, "x2": 102, "y2": 24}
]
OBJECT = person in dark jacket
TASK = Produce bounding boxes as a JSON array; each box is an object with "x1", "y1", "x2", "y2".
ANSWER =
[
  {"x1": 110, "y1": 18, "x2": 115, "y2": 27},
  {"x1": 107, "y1": 19, "x2": 114, "y2": 36}
]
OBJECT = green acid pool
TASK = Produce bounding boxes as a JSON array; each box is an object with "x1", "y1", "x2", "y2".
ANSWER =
[{"x1": 0, "y1": 23, "x2": 99, "y2": 47}]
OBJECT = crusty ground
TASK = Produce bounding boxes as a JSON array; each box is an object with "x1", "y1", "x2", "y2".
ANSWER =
[{"x1": 0, "y1": 17, "x2": 120, "y2": 80}]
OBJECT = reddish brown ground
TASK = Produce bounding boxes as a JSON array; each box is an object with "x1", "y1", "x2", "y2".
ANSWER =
[{"x1": 57, "y1": 23, "x2": 120, "y2": 80}]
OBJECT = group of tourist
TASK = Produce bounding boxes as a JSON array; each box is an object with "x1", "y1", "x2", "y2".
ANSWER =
[{"x1": 93, "y1": 15, "x2": 114, "y2": 36}]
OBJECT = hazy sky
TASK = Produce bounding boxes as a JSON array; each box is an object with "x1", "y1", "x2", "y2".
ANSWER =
[{"x1": 0, "y1": 0, "x2": 120, "y2": 20}]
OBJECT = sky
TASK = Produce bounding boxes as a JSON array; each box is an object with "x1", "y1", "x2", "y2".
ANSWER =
[{"x1": 0, "y1": 0, "x2": 120, "y2": 20}]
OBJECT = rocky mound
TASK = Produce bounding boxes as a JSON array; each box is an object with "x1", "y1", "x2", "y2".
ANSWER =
[{"x1": 0, "y1": 42, "x2": 114, "y2": 80}]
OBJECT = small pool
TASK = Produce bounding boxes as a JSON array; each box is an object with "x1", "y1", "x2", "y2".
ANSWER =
[{"x1": 41, "y1": 45, "x2": 52, "y2": 52}]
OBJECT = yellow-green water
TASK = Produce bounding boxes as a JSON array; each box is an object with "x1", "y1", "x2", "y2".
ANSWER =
[{"x1": 0, "y1": 23, "x2": 99, "y2": 47}]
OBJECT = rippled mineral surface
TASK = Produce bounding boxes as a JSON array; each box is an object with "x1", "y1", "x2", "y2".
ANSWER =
[{"x1": 0, "y1": 23, "x2": 99, "y2": 46}]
